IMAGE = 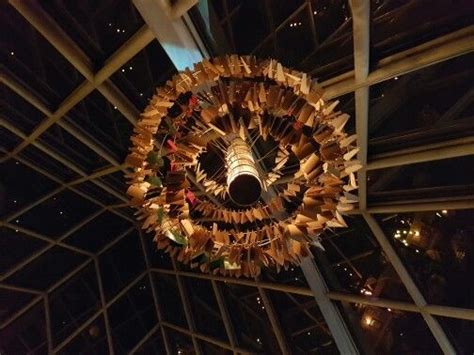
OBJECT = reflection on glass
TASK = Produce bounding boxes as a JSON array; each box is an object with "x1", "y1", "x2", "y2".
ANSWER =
[
  {"x1": 377, "y1": 209, "x2": 474, "y2": 308},
  {"x1": 340, "y1": 301, "x2": 441, "y2": 354},
  {"x1": 317, "y1": 216, "x2": 413, "y2": 302}
]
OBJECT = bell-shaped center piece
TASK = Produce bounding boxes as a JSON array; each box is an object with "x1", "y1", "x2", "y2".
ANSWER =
[{"x1": 226, "y1": 137, "x2": 262, "y2": 206}]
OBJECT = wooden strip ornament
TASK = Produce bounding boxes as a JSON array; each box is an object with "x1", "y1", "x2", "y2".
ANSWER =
[{"x1": 126, "y1": 56, "x2": 360, "y2": 277}]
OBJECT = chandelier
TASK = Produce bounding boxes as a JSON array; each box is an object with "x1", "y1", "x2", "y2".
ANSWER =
[{"x1": 126, "y1": 56, "x2": 360, "y2": 277}]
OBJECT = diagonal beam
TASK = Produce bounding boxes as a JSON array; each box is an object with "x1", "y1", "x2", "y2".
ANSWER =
[
  {"x1": 300, "y1": 257, "x2": 359, "y2": 354},
  {"x1": 6, "y1": 0, "x2": 154, "y2": 162},
  {"x1": 0, "y1": 118, "x2": 128, "y2": 203},
  {"x1": 322, "y1": 25, "x2": 474, "y2": 99},
  {"x1": 256, "y1": 286, "x2": 290, "y2": 355},
  {"x1": 363, "y1": 213, "x2": 455, "y2": 354},
  {"x1": 210, "y1": 281, "x2": 238, "y2": 350},
  {"x1": 170, "y1": 259, "x2": 202, "y2": 354},
  {"x1": 137, "y1": 229, "x2": 172, "y2": 354}
]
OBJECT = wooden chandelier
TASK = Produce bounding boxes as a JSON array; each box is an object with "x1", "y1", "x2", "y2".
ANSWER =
[{"x1": 126, "y1": 55, "x2": 360, "y2": 277}]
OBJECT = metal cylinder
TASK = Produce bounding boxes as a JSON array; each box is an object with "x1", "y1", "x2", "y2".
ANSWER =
[{"x1": 226, "y1": 137, "x2": 262, "y2": 206}]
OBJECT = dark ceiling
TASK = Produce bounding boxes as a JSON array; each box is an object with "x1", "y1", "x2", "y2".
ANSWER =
[{"x1": 1, "y1": 0, "x2": 473, "y2": 354}]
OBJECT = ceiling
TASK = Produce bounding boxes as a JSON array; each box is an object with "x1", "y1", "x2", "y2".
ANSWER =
[{"x1": 0, "y1": 0, "x2": 473, "y2": 354}]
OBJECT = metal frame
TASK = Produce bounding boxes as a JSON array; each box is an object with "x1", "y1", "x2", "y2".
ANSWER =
[{"x1": 1, "y1": 0, "x2": 473, "y2": 354}]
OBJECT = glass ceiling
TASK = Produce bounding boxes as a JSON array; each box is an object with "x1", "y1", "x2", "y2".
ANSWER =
[{"x1": 1, "y1": 0, "x2": 473, "y2": 354}]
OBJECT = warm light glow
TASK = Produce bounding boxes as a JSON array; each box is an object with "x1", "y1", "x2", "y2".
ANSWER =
[
  {"x1": 365, "y1": 317, "x2": 374, "y2": 326},
  {"x1": 226, "y1": 137, "x2": 262, "y2": 206}
]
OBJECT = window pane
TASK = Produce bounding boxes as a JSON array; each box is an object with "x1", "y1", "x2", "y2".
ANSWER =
[
  {"x1": 49, "y1": 264, "x2": 100, "y2": 346},
  {"x1": 316, "y1": 216, "x2": 413, "y2": 302},
  {"x1": 108, "y1": 276, "x2": 158, "y2": 354},
  {"x1": 377, "y1": 209, "x2": 474, "y2": 308}
]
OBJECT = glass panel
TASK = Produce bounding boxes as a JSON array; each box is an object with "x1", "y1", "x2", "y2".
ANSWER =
[
  {"x1": 0, "y1": 227, "x2": 48, "y2": 276},
  {"x1": 302, "y1": 0, "x2": 353, "y2": 81},
  {"x1": 198, "y1": 340, "x2": 232, "y2": 354},
  {"x1": 99, "y1": 230, "x2": 146, "y2": 300},
  {"x1": 271, "y1": 0, "x2": 305, "y2": 26},
  {"x1": 109, "y1": 276, "x2": 158, "y2": 354},
  {"x1": 1, "y1": 85, "x2": 45, "y2": 135},
  {"x1": 0, "y1": 304, "x2": 47, "y2": 354},
  {"x1": 268, "y1": 290, "x2": 336, "y2": 353},
  {"x1": 260, "y1": 265, "x2": 309, "y2": 288},
  {"x1": 220, "y1": 283, "x2": 281, "y2": 353},
  {"x1": 368, "y1": 156, "x2": 474, "y2": 203},
  {"x1": 368, "y1": 53, "x2": 474, "y2": 141},
  {"x1": 64, "y1": 211, "x2": 132, "y2": 253},
  {"x1": 143, "y1": 231, "x2": 174, "y2": 270},
  {"x1": 98, "y1": 171, "x2": 128, "y2": 196},
  {"x1": 49, "y1": 264, "x2": 100, "y2": 346},
  {"x1": 276, "y1": 5, "x2": 316, "y2": 68},
  {"x1": 0, "y1": 4, "x2": 84, "y2": 108},
  {"x1": 316, "y1": 215, "x2": 413, "y2": 302},
  {"x1": 0, "y1": 127, "x2": 22, "y2": 155},
  {"x1": 0, "y1": 288, "x2": 36, "y2": 324},
  {"x1": 4, "y1": 246, "x2": 88, "y2": 291},
  {"x1": 14, "y1": 190, "x2": 100, "y2": 238},
  {"x1": 153, "y1": 273, "x2": 187, "y2": 328},
  {"x1": 377, "y1": 209, "x2": 474, "y2": 308},
  {"x1": 338, "y1": 301, "x2": 441, "y2": 354},
  {"x1": 39, "y1": 124, "x2": 109, "y2": 173},
  {"x1": 19, "y1": 145, "x2": 80, "y2": 182},
  {"x1": 371, "y1": 0, "x2": 474, "y2": 61},
  {"x1": 39, "y1": 0, "x2": 145, "y2": 66},
  {"x1": 66, "y1": 90, "x2": 133, "y2": 162},
  {"x1": 75, "y1": 180, "x2": 123, "y2": 206},
  {"x1": 58, "y1": 315, "x2": 108, "y2": 355},
  {"x1": 183, "y1": 277, "x2": 228, "y2": 341},
  {"x1": 110, "y1": 40, "x2": 176, "y2": 110},
  {"x1": 134, "y1": 329, "x2": 166, "y2": 354},
  {"x1": 0, "y1": 159, "x2": 58, "y2": 218},
  {"x1": 230, "y1": 1, "x2": 270, "y2": 54},
  {"x1": 166, "y1": 328, "x2": 195, "y2": 354},
  {"x1": 437, "y1": 316, "x2": 474, "y2": 354}
]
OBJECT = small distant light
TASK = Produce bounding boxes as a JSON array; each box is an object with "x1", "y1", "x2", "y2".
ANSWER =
[
  {"x1": 129, "y1": 66, "x2": 133, "y2": 70},
  {"x1": 261, "y1": 306, "x2": 265, "y2": 310},
  {"x1": 139, "y1": 93, "x2": 143, "y2": 96},
  {"x1": 116, "y1": 28, "x2": 120, "y2": 33},
  {"x1": 387, "y1": 308, "x2": 392, "y2": 312},
  {"x1": 121, "y1": 68, "x2": 125, "y2": 72},
  {"x1": 13, "y1": 200, "x2": 17, "y2": 203},
  {"x1": 349, "y1": 273, "x2": 353, "y2": 276},
  {"x1": 381, "y1": 94, "x2": 385, "y2": 98},
  {"x1": 15, "y1": 219, "x2": 19, "y2": 223},
  {"x1": 416, "y1": 249, "x2": 420, "y2": 253},
  {"x1": 344, "y1": 267, "x2": 347, "y2": 271},
  {"x1": 15, "y1": 161, "x2": 19, "y2": 165},
  {"x1": 436, "y1": 212, "x2": 442, "y2": 218},
  {"x1": 299, "y1": 22, "x2": 302, "y2": 26},
  {"x1": 345, "y1": 16, "x2": 348, "y2": 20},
  {"x1": 403, "y1": 230, "x2": 407, "y2": 234},
  {"x1": 290, "y1": 23, "x2": 293, "y2": 27},
  {"x1": 313, "y1": 10, "x2": 318, "y2": 15},
  {"x1": 10, "y1": 51, "x2": 15, "y2": 56},
  {"x1": 441, "y1": 209, "x2": 448, "y2": 214},
  {"x1": 307, "y1": 331, "x2": 311, "y2": 335},
  {"x1": 59, "y1": 211, "x2": 63, "y2": 215},
  {"x1": 15, "y1": 229, "x2": 19, "y2": 233},
  {"x1": 256, "y1": 338, "x2": 261, "y2": 343},
  {"x1": 122, "y1": 29, "x2": 125, "y2": 33},
  {"x1": 394, "y1": 76, "x2": 399, "y2": 80},
  {"x1": 400, "y1": 332, "x2": 403, "y2": 336},
  {"x1": 114, "y1": 106, "x2": 118, "y2": 109}
]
